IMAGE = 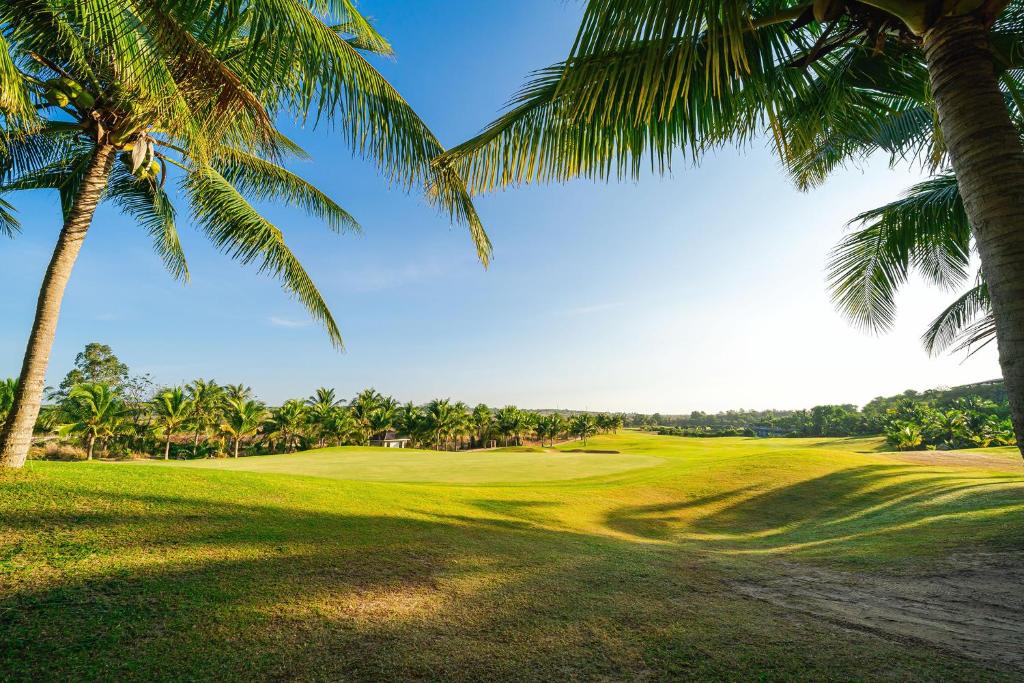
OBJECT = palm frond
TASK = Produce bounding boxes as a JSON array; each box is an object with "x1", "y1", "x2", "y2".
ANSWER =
[
  {"x1": 106, "y1": 164, "x2": 187, "y2": 281},
  {"x1": 1, "y1": 150, "x2": 97, "y2": 219},
  {"x1": 185, "y1": 166, "x2": 342, "y2": 347},
  {"x1": 213, "y1": 145, "x2": 360, "y2": 234},
  {"x1": 0, "y1": 32, "x2": 33, "y2": 120},
  {"x1": 922, "y1": 279, "x2": 996, "y2": 357},
  {"x1": 438, "y1": 17, "x2": 808, "y2": 194},
  {"x1": 0, "y1": 196, "x2": 19, "y2": 236},
  {"x1": 827, "y1": 172, "x2": 971, "y2": 332}
]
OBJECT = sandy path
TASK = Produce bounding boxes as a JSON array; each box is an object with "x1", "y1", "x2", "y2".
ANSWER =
[
  {"x1": 879, "y1": 449, "x2": 1022, "y2": 470},
  {"x1": 735, "y1": 552, "x2": 1024, "y2": 669}
]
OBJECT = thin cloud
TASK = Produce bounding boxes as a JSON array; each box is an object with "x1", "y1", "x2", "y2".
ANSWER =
[
  {"x1": 563, "y1": 302, "x2": 624, "y2": 317},
  {"x1": 269, "y1": 316, "x2": 312, "y2": 329}
]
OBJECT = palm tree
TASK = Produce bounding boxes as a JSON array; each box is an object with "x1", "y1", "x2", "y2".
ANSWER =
[
  {"x1": 186, "y1": 379, "x2": 224, "y2": 457},
  {"x1": 58, "y1": 383, "x2": 123, "y2": 460},
  {"x1": 569, "y1": 414, "x2": 596, "y2": 446},
  {"x1": 439, "y1": 0, "x2": 1024, "y2": 453},
  {"x1": 0, "y1": 378, "x2": 16, "y2": 425},
  {"x1": 0, "y1": 2, "x2": 490, "y2": 469},
  {"x1": 323, "y1": 407, "x2": 359, "y2": 447},
  {"x1": 271, "y1": 400, "x2": 307, "y2": 453},
  {"x1": 367, "y1": 408, "x2": 395, "y2": 444},
  {"x1": 224, "y1": 384, "x2": 254, "y2": 403},
  {"x1": 306, "y1": 388, "x2": 341, "y2": 448},
  {"x1": 397, "y1": 402, "x2": 424, "y2": 445},
  {"x1": 452, "y1": 401, "x2": 472, "y2": 450},
  {"x1": 220, "y1": 398, "x2": 268, "y2": 459},
  {"x1": 151, "y1": 387, "x2": 193, "y2": 460},
  {"x1": 471, "y1": 403, "x2": 492, "y2": 447},
  {"x1": 538, "y1": 414, "x2": 565, "y2": 447},
  {"x1": 349, "y1": 388, "x2": 384, "y2": 444},
  {"x1": 494, "y1": 406, "x2": 523, "y2": 447},
  {"x1": 424, "y1": 399, "x2": 459, "y2": 450}
]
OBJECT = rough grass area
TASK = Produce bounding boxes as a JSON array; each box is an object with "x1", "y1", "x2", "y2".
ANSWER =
[{"x1": 2, "y1": 433, "x2": 1022, "y2": 681}]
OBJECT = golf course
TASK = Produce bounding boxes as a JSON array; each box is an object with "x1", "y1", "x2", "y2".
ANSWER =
[{"x1": 2, "y1": 431, "x2": 1023, "y2": 681}]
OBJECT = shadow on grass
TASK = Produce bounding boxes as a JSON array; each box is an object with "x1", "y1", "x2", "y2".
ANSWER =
[
  {"x1": 605, "y1": 465, "x2": 1024, "y2": 560},
  {"x1": 2, "y1": 480, "x2": 1010, "y2": 682}
]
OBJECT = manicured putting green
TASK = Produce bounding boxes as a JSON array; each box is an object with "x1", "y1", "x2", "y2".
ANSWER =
[{"x1": 158, "y1": 446, "x2": 664, "y2": 483}]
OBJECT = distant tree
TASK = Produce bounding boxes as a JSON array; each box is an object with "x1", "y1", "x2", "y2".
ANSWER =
[
  {"x1": 151, "y1": 387, "x2": 193, "y2": 460},
  {"x1": 569, "y1": 414, "x2": 596, "y2": 446},
  {"x1": 186, "y1": 379, "x2": 224, "y2": 457},
  {"x1": 271, "y1": 400, "x2": 307, "y2": 453},
  {"x1": 54, "y1": 343, "x2": 129, "y2": 400},
  {"x1": 397, "y1": 402, "x2": 424, "y2": 445},
  {"x1": 0, "y1": 379, "x2": 16, "y2": 425},
  {"x1": 424, "y1": 399, "x2": 460, "y2": 450},
  {"x1": 471, "y1": 404, "x2": 492, "y2": 447},
  {"x1": 323, "y1": 407, "x2": 359, "y2": 447},
  {"x1": 349, "y1": 388, "x2": 384, "y2": 444},
  {"x1": 59, "y1": 383, "x2": 124, "y2": 460},
  {"x1": 220, "y1": 399, "x2": 268, "y2": 458},
  {"x1": 537, "y1": 414, "x2": 564, "y2": 446},
  {"x1": 494, "y1": 406, "x2": 524, "y2": 446},
  {"x1": 225, "y1": 384, "x2": 254, "y2": 403},
  {"x1": 306, "y1": 388, "x2": 342, "y2": 447}
]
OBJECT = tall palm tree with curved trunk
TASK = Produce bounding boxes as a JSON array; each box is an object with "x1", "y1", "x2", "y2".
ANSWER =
[
  {"x1": 151, "y1": 387, "x2": 193, "y2": 460},
  {"x1": 0, "y1": 0, "x2": 489, "y2": 469},
  {"x1": 438, "y1": 0, "x2": 1024, "y2": 454}
]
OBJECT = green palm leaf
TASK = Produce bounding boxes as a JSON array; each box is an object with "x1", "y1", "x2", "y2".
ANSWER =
[
  {"x1": 827, "y1": 172, "x2": 970, "y2": 333},
  {"x1": 106, "y1": 165, "x2": 187, "y2": 282},
  {"x1": 186, "y1": 165, "x2": 342, "y2": 347},
  {"x1": 0, "y1": 196, "x2": 19, "y2": 237},
  {"x1": 922, "y1": 279, "x2": 996, "y2": 357},
  {"x1": 212, "y1": 145, "x2": 360, "y2": 234}
]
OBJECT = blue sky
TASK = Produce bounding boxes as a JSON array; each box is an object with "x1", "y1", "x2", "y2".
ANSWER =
[{"x1": 0, "y1": 1, "x2": 1001, "y2": 413}]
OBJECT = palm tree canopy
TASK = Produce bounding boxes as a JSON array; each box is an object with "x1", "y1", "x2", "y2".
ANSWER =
[
  {"x1": 59, "y1": 382, "x2": 124, "y2": 439},
  {"x1": 152, "y1": 387, "x2": 193, "y2": 426},
  {"x1": 436, "y1": 0, "x2": 1024, "y2": 194},
  {"x1": 1, "y1": 0, "x2": 490, "y2": 348}
]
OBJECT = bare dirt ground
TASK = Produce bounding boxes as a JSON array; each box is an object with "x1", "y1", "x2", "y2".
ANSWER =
[
  {"x1": 735, "y1": 551, "x2": 1024, "y2": 669},
  {"x1": 882, "y1": 449, "x2": 1022, "y2": 470}
]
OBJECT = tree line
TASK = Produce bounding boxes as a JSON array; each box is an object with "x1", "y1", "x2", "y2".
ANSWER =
[
  {"x1": 642, "y1": 381, "x2": 1015, "y2": 451},
  {"x1": 1, "y1": 344, "x2": 622, "y2": 461}
]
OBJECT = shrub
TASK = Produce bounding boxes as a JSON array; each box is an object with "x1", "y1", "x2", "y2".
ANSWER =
[{"x1": 32, "y1": 442, "x2": 88, "y2": 461}]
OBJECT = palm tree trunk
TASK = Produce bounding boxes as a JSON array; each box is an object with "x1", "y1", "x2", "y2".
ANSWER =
[
  {"x1": 234, "y1": 438, "x2": 240, "y2": 458},
  {"x1": 87, "y1": 435, "x2": 95, "y2": 461},
  {"x1": 924, "y1": 16, "x2": 1024, "y2": 457},
  {"x1": 164, "y1": 434, "x2": 172, "y2": 461},
  {"x1": 193, "y1": 428, "x2": 201, "y2": 457},
  {"x1": 0, "y1": 145, "x2": 116, "y2": 468}
]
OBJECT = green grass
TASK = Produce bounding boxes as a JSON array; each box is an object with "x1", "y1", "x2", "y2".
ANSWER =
[
  {"x1": 2, "y1": 432, "x2": 1022, "y2": 681},
  {"x1": 156, "y1": 445, "x2": 664, "y2": 483}
]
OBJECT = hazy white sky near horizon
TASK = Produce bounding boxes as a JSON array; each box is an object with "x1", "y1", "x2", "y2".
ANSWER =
[{"x1": 0, "y1": 1, "x2": 1001, "y2": 413}]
